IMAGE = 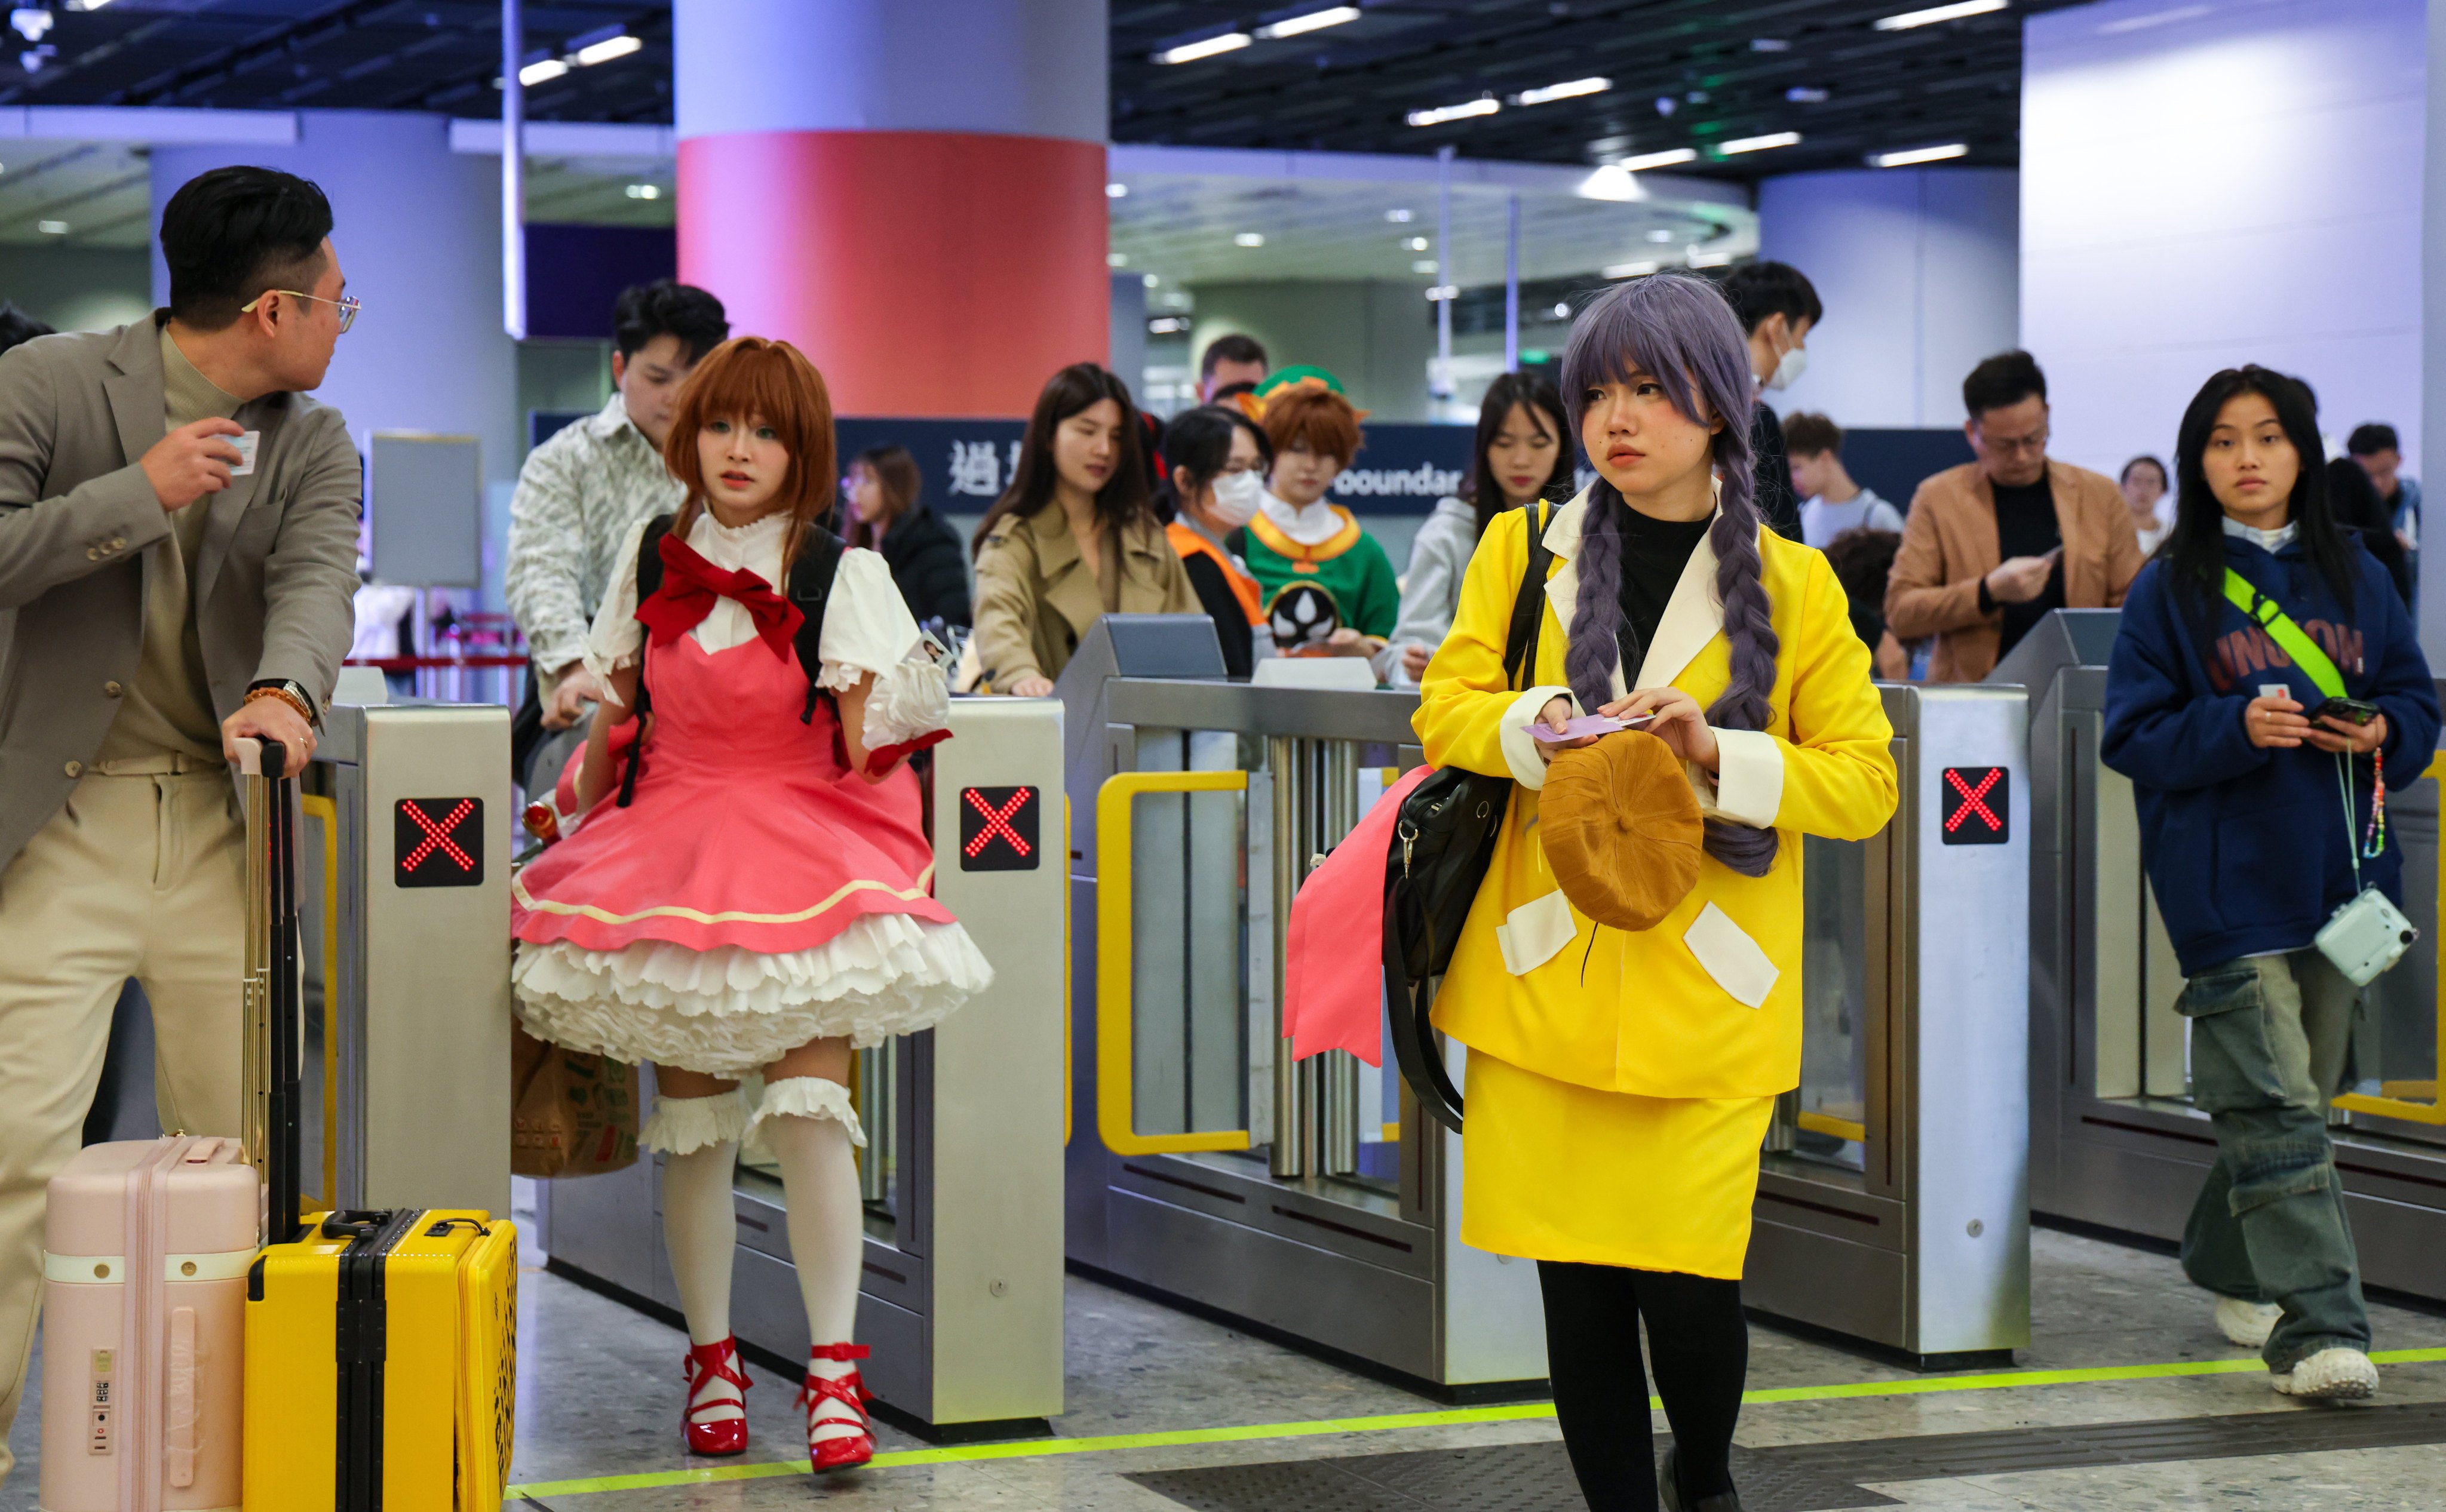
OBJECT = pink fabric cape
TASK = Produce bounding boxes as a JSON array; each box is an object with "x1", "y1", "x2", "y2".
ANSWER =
[{"x1": 1283, "y1": 764, "x2": 1433, "y2": 1067}]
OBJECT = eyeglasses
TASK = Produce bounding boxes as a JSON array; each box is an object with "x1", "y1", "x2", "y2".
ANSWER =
[{"x1": 240, "y1": 289, "x2": 361, "y2": 333}]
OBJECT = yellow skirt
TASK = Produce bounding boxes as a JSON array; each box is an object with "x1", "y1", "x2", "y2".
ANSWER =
[{"x1": 1460, "y1": 1049, "x2": 1774, "y2": 1279}]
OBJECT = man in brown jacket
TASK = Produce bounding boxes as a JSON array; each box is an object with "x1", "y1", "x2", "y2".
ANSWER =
[{"x1": 1886, "y1": 350, "x2": 2145, "y2": 682}]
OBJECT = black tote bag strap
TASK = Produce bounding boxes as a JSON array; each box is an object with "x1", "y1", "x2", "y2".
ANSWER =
[{"x1": 1382, "y1": 884, "x2": 1468, "y2": 1133}]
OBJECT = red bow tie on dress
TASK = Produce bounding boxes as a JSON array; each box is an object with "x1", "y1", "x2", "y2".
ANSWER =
[{"x1": 634, "y1": 531, "x2": 804, "y2": 659}]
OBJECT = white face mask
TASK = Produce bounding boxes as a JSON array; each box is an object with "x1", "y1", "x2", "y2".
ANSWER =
[
  {"x1": 1207, "y1": 468, "x2": 1265, "y2": 528},
  {"x1": 1764, "y1": 341, "x2": 1808, "y2": 392}
]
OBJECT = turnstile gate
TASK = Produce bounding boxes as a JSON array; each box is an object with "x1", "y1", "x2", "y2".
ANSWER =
[
  {"x1": 1062, "y1": 618, "x2": 1546, "y2": 1396},
  {"x1": 542, "y1": 696, "x2": 1068, "y2": 1439},
  {"x1": 1069, "y1": 619, "x2": 2034, "y2": 1381},
  {"x1": 300, "y1": 697, "x2": 514, "y2": 1216},
  {"x1": 2007, "y1": 609, "x2": 2446, "y2": 1301},
  {"x1": 1746, "y1": 684, "x2": 2031, "y2": 1367}
]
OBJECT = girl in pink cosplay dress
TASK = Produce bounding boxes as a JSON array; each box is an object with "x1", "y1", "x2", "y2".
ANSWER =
[{"x1": 510, "y1": 337, "x2": 990, "y2": 1474}]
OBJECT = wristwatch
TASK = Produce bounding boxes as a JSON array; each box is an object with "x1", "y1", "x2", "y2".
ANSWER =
[{"x1": 245, "y1": 677, "x2": 320, "y2": 726}]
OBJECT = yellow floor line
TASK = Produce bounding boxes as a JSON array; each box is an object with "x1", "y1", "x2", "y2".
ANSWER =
[{"x1": 505, "y1": 1345, "x2": 2446, "y2": 1499}]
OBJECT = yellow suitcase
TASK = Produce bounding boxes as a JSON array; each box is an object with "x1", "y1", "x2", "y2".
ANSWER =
[{"x1": 243, "y1": 1208, "x2": 517, "y2": 1510}]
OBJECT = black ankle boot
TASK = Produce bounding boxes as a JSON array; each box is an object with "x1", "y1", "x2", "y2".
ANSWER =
[{"x1": 1658, "y1": 1445, "x2": 1745, "y2": 1512}]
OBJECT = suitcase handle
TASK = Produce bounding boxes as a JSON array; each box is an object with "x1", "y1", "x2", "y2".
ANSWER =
[{"x1": 319, "y1": 1211, "x2": 392, "y2": 1241}]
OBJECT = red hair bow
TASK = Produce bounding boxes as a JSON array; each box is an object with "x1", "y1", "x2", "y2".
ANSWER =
[{"x1": 634, "y1": 531, "x2": 803, "y2": 660}]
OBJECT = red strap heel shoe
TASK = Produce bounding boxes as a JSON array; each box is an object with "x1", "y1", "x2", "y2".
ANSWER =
[
  {"x1": 682, "y1": 1336, "x2": 752, "y2": 1456},
  {"x1": 800, "y1": 1342, "x2": 877, "y2": 1472}
]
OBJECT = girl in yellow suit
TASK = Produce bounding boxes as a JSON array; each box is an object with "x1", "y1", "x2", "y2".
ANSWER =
[{"x1": 1417, "y1": 275, "x2": 1896, "y2": 1511}]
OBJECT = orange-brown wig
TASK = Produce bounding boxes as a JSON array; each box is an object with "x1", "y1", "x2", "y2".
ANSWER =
[
  {"x1": 1262, "y1": 385, "x2": 1364, "y2": 468},
  {"x1": 663, "y1": 336, "x2": 837, "y2": 566}
]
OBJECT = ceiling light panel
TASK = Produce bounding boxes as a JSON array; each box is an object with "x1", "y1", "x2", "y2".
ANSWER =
[
  {"x1": 1873, "y1": 143, "x2": 1971, "y2": 167},
  {"x1": 1256, "y1": 6, "x2": 1361, "y2": 40},
  {"x1": 1876, "y1": 0, "x2": 2009, "y2": 31},
  {"x1": 1517, "y1": 76, "x2": 1609, "y2": 107},
  {"x1": 1718, "y1": 131, "x2": 1801, "y2": 155},
  {"x1": 1407, "y1": 97, "x2": 1500, "y2": 128},
  {"x1": 1155, "y1": 31, "x2": 1251, "y2": 64},
  {"x1": 1619, "y1": 148, "x2": 1698, "y2": 171}
]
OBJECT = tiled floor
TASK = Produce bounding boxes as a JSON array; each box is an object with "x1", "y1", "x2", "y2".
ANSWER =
[{"x1": 7, "y1": 1225, "x2": 2445, "y2": 1508}]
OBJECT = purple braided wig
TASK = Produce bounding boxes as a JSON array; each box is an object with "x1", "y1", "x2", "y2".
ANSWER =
[{"x1": 1558, "y1": 274, "x2": 1782, "y2": 877}]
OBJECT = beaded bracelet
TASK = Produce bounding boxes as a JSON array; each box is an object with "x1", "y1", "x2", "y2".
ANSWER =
[{"x1": 243, "y1": 683, "x2": 312, "y2": 726}]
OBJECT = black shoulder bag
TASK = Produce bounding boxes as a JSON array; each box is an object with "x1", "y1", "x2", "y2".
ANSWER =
[{"x1": 1381, "y1": 500, "x2": 1556, "y2": 1133}]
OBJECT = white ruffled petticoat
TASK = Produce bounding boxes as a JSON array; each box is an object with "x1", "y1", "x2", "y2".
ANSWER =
[{"x1": 512, "y1": 911, "x2": 993, "y2": 1077}]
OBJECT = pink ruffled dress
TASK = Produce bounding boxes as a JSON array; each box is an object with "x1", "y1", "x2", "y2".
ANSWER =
[{"x1": 510, "y1": 511, "x2": 992, "y2": 1078}]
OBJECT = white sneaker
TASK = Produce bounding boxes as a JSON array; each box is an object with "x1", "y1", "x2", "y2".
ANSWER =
[
  {"x1": 2214, "y1": 1295, "x2": 2281, "y2": 1349},
  {"x1": 2271, "y1": 1346, "x2": 2379, "y2": 1400}
]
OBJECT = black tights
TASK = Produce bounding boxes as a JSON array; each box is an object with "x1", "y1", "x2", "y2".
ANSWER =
[{"x1": 1537, "y1": 1260, "x2": 1748, "y2": 1512}]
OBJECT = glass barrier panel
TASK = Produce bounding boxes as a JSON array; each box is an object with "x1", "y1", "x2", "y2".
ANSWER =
[{"x1": 1796, "y1": 832, "x2": 1871, "y2": 1172}]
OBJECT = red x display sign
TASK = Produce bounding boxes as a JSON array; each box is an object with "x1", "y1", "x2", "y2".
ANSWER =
[
  {"x1": 395, "y1": 798, "x2": 485, "y2": 887},
  {"x1": 959, "y1": 786, "x2": 1039, "y2": 872},
  {"x1": 1940, "y1": 767, "x2": 2008, "y2": 846}
]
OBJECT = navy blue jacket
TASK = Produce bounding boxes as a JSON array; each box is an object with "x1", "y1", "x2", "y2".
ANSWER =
[{"x1": 2101, "y1": 534, "x2": 2439, "y2": 976}]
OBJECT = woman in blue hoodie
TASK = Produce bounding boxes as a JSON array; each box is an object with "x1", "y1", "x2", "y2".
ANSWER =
[{"x1": 2103, "y1": 366, "x2": 2439, "y2": 1402}]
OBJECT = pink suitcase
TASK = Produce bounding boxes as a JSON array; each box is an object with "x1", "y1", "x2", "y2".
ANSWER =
[{"x1": 40, "y1": 1134, "x2": 256, "y2": 1511}]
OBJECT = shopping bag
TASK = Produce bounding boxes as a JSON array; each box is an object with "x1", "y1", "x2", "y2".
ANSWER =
[{"x1": 510, "y1": 1020, "x2": 639, "y2": 1178}]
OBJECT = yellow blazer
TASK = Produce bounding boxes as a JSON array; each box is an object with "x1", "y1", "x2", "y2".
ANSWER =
[{"x1": 1415, "y1": 491, "x2": 1898, "y2": 1101}]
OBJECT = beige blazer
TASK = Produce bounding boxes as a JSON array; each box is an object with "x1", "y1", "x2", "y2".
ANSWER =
[
  {"x1": 0, "y1": 315, "x2": 363, "y2": 870},
  {"x1": 1883, "y1": 458, "x2": 2144, "y2": 683},
  {"x1": 970, "y1": 505, "x2": 1198, "y2": 686}
]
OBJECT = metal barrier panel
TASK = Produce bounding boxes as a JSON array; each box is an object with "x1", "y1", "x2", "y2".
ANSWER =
[
  {"x1": 311, "y1": 700, "x2": 513, "y2": 1217},
  {"x1": 1750, "y1": 683, "x2": 2031, "y2": 1363}
]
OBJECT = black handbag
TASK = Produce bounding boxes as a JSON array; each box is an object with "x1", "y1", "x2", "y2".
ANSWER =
[{"x1": 1382, "y1": 501, "x2": 1555, "y2": 1133}]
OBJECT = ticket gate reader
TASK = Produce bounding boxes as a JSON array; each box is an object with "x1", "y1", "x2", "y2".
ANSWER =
[
  {"x1": 1745, "y1": 684, "x2": 2033, "y2": 1366},
  {"x1": 2009, "y1": 609, "x2": 2446, "y2": 1302},
  {"x1": 300, "y1": 699, "x2": 514, "y2": 1216},
  {"x1": 1063, "y1": 617, "x2": 1548, "y2": 1396},
  {"x1": 542, "y1": 696, "x2": 1069, "y2": 1439}
]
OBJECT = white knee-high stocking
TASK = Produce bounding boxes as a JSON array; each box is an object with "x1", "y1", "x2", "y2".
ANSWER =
[
  {"x1": 660, "y1": 1137, "x2": 741, "y2": 1347},
  {"x1": 649, "y1": 1092, "x2": 752, "y2": 1431},
  {"x1": 754, "y1": 1077, "x2": 867, "y2": 1443}
]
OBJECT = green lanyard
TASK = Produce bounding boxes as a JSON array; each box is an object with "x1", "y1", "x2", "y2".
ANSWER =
[{"x1": 2224, "y1": 568, "x2": 2385, "y2": 859}]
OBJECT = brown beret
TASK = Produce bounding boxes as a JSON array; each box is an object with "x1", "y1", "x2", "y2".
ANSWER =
[{"x1": 1539, "y1": 732, "x2": 1705, "y2": 932}]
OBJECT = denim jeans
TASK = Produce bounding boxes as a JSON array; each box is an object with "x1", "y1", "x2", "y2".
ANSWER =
[{"x1": 2175, "y1": 949, "x2": 2370, "y2": 1372}]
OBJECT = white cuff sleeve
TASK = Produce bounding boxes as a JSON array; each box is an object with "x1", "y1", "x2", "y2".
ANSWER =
[
  {"x1": 580, "y1": 517, "x2": 652, "y2": 708},
  {"x1": 1499, "y1": 684, "x2": 1577, "y2": 790},
  {"x1": 817, "y1": 548, "x2": 925, "y2": 685},
  {"x1": 1701, "y1": 727, "x2": 1784, "y2": 829}
]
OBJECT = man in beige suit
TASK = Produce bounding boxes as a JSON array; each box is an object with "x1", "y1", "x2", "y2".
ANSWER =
[
  {"x1": 1886, "y1": 350, "x2": 2145, "y2": 683},
  {"x1": 0, "y1": 165, "x2": 361, "y2": 1477}
]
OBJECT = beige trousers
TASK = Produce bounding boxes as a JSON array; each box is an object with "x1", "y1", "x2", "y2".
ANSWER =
[{"x1": 0, "y1": 763, "x2": 244, "y2": 1485}]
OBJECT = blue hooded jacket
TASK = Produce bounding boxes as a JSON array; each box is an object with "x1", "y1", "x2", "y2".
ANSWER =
[{"x1": 2101, "y1": 531, "x2": 2439, "y2": 976}]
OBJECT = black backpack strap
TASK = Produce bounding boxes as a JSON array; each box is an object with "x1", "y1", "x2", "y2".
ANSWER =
[
  {"x1": 1501, "y1": 501, "x2": 1555, "y2": 693},
  {"x1": 787, "y1": 525, "x2": 847, "y2": 723},
  {"x1": 615, "y1": 514, "x2": 677, "y2": 809}
]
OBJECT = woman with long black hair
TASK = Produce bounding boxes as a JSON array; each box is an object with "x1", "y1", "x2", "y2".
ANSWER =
[
  {"x1": 969, "y1": 362, "x2": 1198, "y2": 695},
  {"x1": 1415, "y1": 274, "x2": 1896, "y2": 1511},
  {"x1": 1383, "y1": 371, "x2": 1576, "y2": 683},
  {"x1": 2102, "y1": 366, "x2": 2437, "y2": 1400}
]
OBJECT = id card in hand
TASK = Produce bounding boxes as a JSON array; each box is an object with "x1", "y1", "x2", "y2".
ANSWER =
[
  {"x1": 230, "y1": 430, "x2": 260, "y2": 476},
  {"x1": 1524, "y1": 712, "x2": 1656, "y2": 743}
]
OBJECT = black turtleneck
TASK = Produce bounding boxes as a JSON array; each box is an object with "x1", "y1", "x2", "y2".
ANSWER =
[{"x1": 1615, "y1": 508, "x2": 1712, "y2": 678}]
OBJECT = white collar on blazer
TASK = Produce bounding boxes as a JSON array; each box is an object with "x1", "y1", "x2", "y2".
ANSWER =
[{"x1": 1541, "y1": 479, "x2": 1727, "y2": 700}]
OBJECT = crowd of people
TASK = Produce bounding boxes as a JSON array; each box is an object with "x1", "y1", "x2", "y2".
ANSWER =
[{"x1": 0, "y1": 161, "x2": 2435, "y2": 1510}]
